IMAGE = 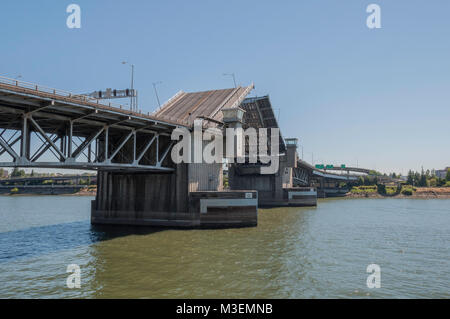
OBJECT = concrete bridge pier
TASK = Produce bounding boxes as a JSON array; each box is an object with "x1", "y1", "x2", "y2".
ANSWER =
[
  {"x1": 92, "y1": 165, "x2": 190, "y2": 227},
  {"x1": 92, "y1": 163, "x2": 258, "y2": 228},
  {"x1": 228, "y1": 138, "x2": 317, "y2": 207}
]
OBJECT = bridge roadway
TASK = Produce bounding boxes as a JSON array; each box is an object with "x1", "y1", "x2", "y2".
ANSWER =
[
  {"x1": 321, "y1": 166, "x2": 372, "y2": 175},
  {"x1": 0, "y1": 76, "x2": 186, "y2": 171},
  {"x1": 296, "y1": 159, "x2": 360, "y2": 182}
]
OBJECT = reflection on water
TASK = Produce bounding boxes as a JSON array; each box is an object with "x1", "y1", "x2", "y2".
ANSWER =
[{"x1": 0, "y1": 196, "x2": 449, "y2": 298}]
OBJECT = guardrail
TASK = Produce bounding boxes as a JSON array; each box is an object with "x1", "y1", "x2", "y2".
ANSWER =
[
  {"x1": 0, "y1": 75, "x2": 129, "y2": 109},
  {"x1": 0, "y1": 75, "x2": 190, "y2": 126}
]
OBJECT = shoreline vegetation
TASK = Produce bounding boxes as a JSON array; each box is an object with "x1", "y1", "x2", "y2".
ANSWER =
[
  {"x1": 1, "y1": 168, "x2": 449, "y2": 199},
  {"x1": 2, "y1": 186, "x2": 450, "y2": 199},
  {"x1": 346, "y1": 185, "x2": 450, "y2": 199},
  {"x1": 1, "y1": 186, "x2": 97, "y2": 197},
  {"x1": 343, "y1": 168, "x2": 450, "y2": 199}
]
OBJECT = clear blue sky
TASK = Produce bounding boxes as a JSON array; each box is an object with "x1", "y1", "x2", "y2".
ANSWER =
[{"x1": 1, "y1": 0, "x2": 449, "y2": 174}]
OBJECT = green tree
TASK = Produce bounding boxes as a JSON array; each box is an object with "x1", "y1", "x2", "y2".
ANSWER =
[
  {"x1": 414, "y1": 172, "x2": 420, "y2": 186},
  {"x1": 419, "y1": 168, "x2": 427, "y2": 187},
  {"x1": 11, "y1": 167, "x2": 25, "y2": 178},
  {"x1": 377, "y1": 184, "x2": 386, "y2": 195},
  {"x1": 357, "y1": 176, "x2": 364, "y2": 186},
  {"x1": 407, "y1": 170, "x2": 414, "y2": 185},
  {"x1": 446, "y1": 169, "x2": 450, "y2": 182},
  {"x1": 429, "y1": 178, "x2": 437, "y2": 187}
]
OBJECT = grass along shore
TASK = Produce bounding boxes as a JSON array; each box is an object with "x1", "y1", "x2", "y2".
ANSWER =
[{"x1": 347, "y1": 185, "x2": 450, "y2": 199}]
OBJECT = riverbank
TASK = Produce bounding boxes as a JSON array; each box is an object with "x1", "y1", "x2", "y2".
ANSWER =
[
  {"x1": 346, "y1": 187, "x2": 450, "y2": 199},
  {"x1": 0, "y1": 186, "x2": 97, "y2": 196}
]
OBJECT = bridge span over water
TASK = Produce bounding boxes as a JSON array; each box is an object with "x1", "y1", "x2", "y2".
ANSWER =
[
  {"x1": 0, "y1": 75, "x2": 366, "y2": 228},
  {"x1": 0, "y1": 76, "x2": 184, "y2": 171}
]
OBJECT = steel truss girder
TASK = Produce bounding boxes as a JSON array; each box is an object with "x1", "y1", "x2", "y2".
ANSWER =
[
  {"x1": 293, "y1": 167, "x2": 309, "y2": 186},
  {"x1": 0, "y1": 113, "x2": 175, "y2": 172}
]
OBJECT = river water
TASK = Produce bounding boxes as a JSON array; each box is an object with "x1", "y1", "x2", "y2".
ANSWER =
[{"x1": 0, "y1": 196, "x2": 448, "y2": 298}]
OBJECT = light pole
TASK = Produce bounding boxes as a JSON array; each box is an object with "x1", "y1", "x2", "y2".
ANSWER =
[
  {"x1": 122, "y1": 61, "x2": 135, "y2": 111},
  {"x1": 298, "y1": 144, "x2": 304, "y2": 160},
  {"x1": 223, "y1": 73, "x2": 237, "y2": 88},
  {"x1": 152, "y1": 81, "x2": 162, "y2": 108},
  {"x1": 304, "y1": 152, "x2": 314, "y2": 165}
]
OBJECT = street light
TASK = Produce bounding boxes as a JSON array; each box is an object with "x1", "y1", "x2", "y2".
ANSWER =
[
  {"x1": 223, "y1": 73, "x2": 237, "y2": 88},
  {"x1": 152, "y1": 81, "x2": 162, "y2": 108},
  {"x1": 304, "y1": 151, "x2": 314, "y2": 165},
  {"x1": 122, "y1": 61, "x2": 135, "y2": 111},
  {"x1": 298, "y1": 144, "x2": 304, "y2": 160}
]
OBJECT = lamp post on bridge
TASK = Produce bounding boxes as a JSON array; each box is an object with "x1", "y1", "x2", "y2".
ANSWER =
[
  {"x1": 223, "y1": 73, "x2": 237, "y2": 88},
  {"x1": 122, "y1": 61, "x2": 135, "y2": 111},
  {"x1": 152, "y1": 81, "x2": 162, "y2": 108},
  {"x1": 298, "y1": 144, "x2": 304, "y2": 160}
]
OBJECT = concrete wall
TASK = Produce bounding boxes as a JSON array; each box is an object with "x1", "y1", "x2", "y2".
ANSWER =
[
  {"x1": 188, "y1": 163, "x2": 223, "y2": 192},
  {"x1": 92, "y1": 163, "x2": 257, "y2": 228},
  {"x1": 92, "y1": 164, "x2": 192, "y2": 226},
  {"x1": 228, "y1": 155, "x2": 291, "y2": 205},
  {"x1": 189, "y1": 191, "x2": 257, "y2": 228}
]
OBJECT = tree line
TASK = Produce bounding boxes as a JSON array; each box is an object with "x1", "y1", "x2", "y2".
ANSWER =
[{"x1": 406, "y1": 168, "x2": 450, "y2": 187}]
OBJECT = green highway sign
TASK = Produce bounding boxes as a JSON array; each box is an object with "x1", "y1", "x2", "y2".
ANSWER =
[{"x1": 315, "y1": 164, "x2": 346, "y2": 169}]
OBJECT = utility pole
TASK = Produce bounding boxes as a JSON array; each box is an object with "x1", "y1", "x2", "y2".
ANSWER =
[
  {"x1": 122, "y1": 61, "x2": 135, "y2": 111},
  {"x1": 223, "y1": 73, "x2": 237, "y2": 88},
  {"x1": 153, "y1": 81, "x2": 162, "y2": 108}
]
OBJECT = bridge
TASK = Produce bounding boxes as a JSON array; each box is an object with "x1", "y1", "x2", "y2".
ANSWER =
[
  {"x1": 0, "y1": 174, "x2": 96, "y2": 184},
  {"x1": 321, "y1": 166, "x2": 372, "y2": 175},
  {"x1": 0, "y1": 75, "x2": 370, "y2": 228},
  {"x1": 0, "y1": 76, "x2": 183, "y2": 171}
]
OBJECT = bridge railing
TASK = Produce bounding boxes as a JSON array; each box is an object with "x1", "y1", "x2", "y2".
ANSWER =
[
  {"x1": 0, "y1": 75, "x2": 192, "y2": 126},
  {"x1": 0, "y1": 75, "x2": 133, "y2": 111}
]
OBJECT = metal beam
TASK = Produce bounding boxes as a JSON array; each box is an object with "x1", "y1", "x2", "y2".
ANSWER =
[
  {"x1": 0, "y1": 136, "x2": 21, "y2": 157},
  {"x1": 157, "y1": 141, "x2": 174, "y2": 167},
  {"x1": 109, "y1": 130, "x2": 134, "y2": 160},
  {"x1": 0, "y1": 135, "x2": 20, "y2": 160},
  {"x1": 136, "y1": 135, "x2": 157, "y2": 163},
  {"x1": 26, "y1": 100, "x2": 55, "y2": 115},
  {"x1": 29, "y1": 116, "x2": 66, "y2": 161},
  {"x1": 71, "y1": 127, "x2": 104, "y2": 159},
  {"x1": 31, "y1": 135, "x2": 59, "y2": 162}
]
